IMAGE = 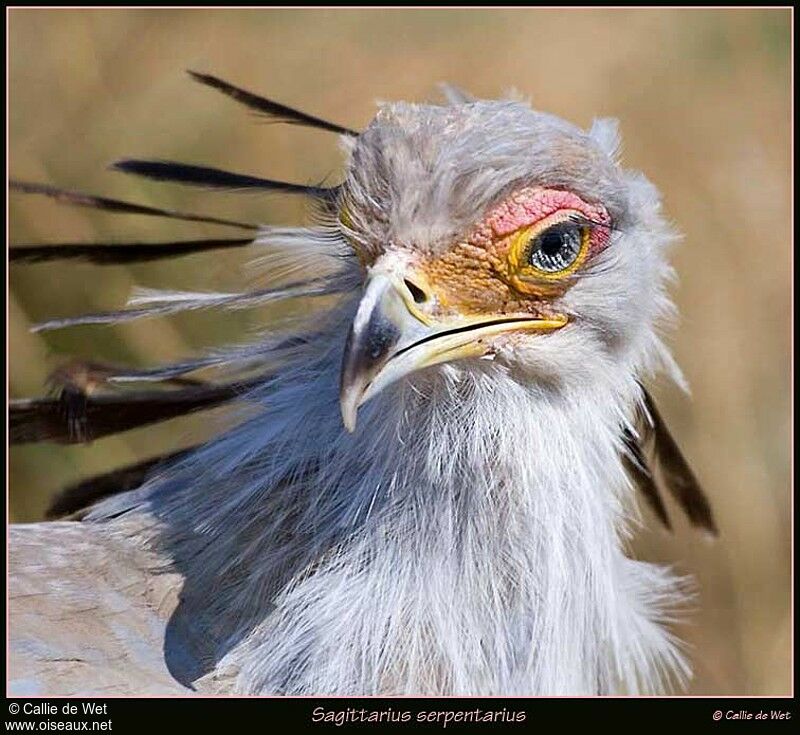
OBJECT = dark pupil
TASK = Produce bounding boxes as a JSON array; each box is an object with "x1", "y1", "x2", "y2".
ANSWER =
[{"x1": 539, "y1": 230, "x2": 565, "y2": 258}]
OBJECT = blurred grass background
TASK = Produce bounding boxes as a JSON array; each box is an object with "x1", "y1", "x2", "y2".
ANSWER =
[{"x1": 8, "y1": 9, "x2": 791, "y2": 695}]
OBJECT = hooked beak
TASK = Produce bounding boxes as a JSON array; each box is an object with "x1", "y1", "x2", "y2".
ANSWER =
[{"x1": 339, "y1": 266, "x2": 567, "y2": 431}]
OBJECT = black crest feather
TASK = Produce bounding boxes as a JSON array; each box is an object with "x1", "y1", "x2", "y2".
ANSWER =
[
  {"x1": 45, "y1": 446, "x2": 199, "y2": 520},
  {"x1": 625, "y1": 387, "x2": 718, "y2": 536},
  {"x1": 641, "y1": 389, "x2": 718, "y2": 535},
  {"x1": 111, "y1": 159, "x2": 333, "y2": 198},
  {"x1": 10, "y1": 379, "x2": 259, "y2": 446},
  {"x1": 187, "y1": 70, "x2": 358, "y2": 137},
  {"x1": 622, "y1": 427, "x2": 672, "y2": 531},
  {"x1": 10, "y1": 180, "x2": 259, "y2": 231},
  {"x1": 10, "y1": 237, "x2": 254, "y2": 265}
]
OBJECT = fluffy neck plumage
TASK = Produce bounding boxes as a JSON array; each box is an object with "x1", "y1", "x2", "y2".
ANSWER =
[{"x1": 94, "y1": 305, "x2": 688, "y2": 695}]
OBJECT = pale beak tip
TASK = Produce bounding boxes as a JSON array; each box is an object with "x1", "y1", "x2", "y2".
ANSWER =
[{"x1": 339, "y1": 390, "x2": 359, "y2": 433}]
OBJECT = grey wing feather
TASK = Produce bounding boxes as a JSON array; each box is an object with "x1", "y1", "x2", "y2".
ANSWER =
[{"x1": 9, "y1": 523, "x2": 191, "y2": 695}]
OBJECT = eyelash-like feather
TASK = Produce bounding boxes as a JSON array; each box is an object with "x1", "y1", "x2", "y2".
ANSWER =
[{"x1": 566, "y1": 212, "x2": 616, "y2": 233}]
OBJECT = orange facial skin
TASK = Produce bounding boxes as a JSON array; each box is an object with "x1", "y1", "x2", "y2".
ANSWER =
[{"x1": 416, "y1": 187, "x2": 612, "y2": 319}]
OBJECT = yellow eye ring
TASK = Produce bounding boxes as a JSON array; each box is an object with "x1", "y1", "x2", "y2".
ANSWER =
[{"x1": 506, "y1": 212, "x2": 590, "y2": 294}]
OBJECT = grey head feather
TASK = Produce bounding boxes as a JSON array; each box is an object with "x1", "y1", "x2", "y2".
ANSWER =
[
  {"x1": 437, "y1": 82, "x2": 477, "y2": 105},
  {"x1": 341, "y1": 100, "x2": 630, "y2": 260}
]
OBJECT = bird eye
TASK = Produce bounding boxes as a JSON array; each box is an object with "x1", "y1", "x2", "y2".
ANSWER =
[
  {"x1": 504, "y1": 212, "x2": 595, "y2": 295},
  {"x1": 527, "y1": 222, "x2": 585, "y2": 274}
]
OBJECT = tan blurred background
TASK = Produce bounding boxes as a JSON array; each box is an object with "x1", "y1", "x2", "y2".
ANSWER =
[{"x1": 8, "y1": 9, "x2": 791, "y2": 695}]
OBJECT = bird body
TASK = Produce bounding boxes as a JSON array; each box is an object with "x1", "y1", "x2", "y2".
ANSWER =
[
  {"x1": 10, "y1": 76, "x2": 714, "y2": 696},
  {"x1": 10, "y1": 333, "x2": 687, "y2": 695},
  {"x1": 10, "y1": 524, "x2": 188, "y2": 696}
]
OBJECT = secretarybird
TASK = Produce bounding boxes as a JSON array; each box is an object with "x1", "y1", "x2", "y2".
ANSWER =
[{"x1": 9, "y1": 73, "x2": 717, "y2": 696}]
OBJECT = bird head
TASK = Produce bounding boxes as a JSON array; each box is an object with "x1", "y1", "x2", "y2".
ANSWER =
[
  {"x1": 337, "y1": 101, "x2": 674, "y2": 431},
  {"x1": 10, "y1": 78, "x2": 679, "y2": 463}
]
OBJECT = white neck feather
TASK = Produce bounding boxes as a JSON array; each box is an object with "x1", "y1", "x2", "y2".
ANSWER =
[{"x1": 97, "y1": 308, "x2": 689, "y2": 695}]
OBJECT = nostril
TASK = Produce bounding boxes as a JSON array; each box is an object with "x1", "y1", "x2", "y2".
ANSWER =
[{"x1": 404, "y1": 279, "x2": 428, "y2": 304}]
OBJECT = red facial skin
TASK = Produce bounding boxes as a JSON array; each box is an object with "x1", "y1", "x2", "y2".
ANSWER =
[{"x1": 471, "y1": 187, "x2": 611, "y2": 258}]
